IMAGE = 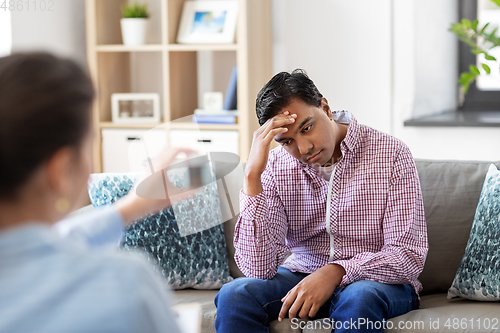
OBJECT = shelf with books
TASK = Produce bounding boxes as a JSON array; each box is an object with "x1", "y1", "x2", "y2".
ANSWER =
[
  {"x1": 100, "y1": 120, "x2": 239, "y2": 131},
  {"x1": 86, "y1": 0, "x2": 272, "y2": 172},
  {"x1": 191, "y1": 59, "x2": 238, "y2": 126},
  {"x1": 168, "y1": 117, "x2": 240, "y2": 131},
  {"x1": 99, "y1": 122, "x2": 162, "y2": 129},
  {"x1": 193, "y1": 109, "x2": 238, "y2": 125}
]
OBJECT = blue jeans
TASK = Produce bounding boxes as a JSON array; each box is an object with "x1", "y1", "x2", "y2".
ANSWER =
[{"x1": 214, "y1": 267, "x2": 419, "y2": 333}]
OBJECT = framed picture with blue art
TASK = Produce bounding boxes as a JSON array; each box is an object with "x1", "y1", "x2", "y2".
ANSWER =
[{"x1": 177, "y1": 1, "x2": 238, "y2": 44}]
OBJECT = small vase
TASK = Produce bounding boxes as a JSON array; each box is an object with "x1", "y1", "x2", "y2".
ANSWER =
[{"x1": 120, "y1": 18, "x2": 148, "y2": 46}]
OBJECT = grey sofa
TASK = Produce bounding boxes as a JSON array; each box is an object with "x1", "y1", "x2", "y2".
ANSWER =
[
  {"x1": 79, "y1": 159, "x2": 500, "y2": 332},
  {"x1": 171, "y1": 159, "x2": 500, "y2": 333}
]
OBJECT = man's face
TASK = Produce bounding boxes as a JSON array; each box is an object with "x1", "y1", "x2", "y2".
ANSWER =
[{"x1": 273, "y1": 98, "x2": 341, "y2": 167}]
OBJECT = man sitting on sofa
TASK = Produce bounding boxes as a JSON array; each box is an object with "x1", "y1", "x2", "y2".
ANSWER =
[{"x1": 215, "y1": 69, "x2": 429, "y2": 333}]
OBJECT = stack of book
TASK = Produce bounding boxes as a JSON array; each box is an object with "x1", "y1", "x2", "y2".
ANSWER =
[
  {"x1": 193, "y1": 109, "x2": 238, "y2": 124},
  {"x1": 193, "y1": 65, "x2": 238, "y2": 125}
]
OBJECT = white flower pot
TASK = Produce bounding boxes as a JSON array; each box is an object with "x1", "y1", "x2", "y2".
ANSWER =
[{"x1": 120, "y1": 18, "x2": 148, "y2": 46}]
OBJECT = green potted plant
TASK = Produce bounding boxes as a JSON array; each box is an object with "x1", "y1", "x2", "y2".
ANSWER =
[
  {"x1": 449, "y1": 0, "x2": 500, "y2": 94},
  {"x1": 120, "y1": 2, "x2": 149, "y2": 46}
]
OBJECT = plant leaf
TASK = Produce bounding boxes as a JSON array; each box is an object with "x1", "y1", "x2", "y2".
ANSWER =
[
  {"x1": 481, "y1": 22, "x2": 490, "y2": 34},
  {"x1": 121, "y1": 2, "x2": 149, "y2": 18},
  {"x1": 472, "y1": 20, "x2": 479, "y2": 31},
  {"x1": 485, "y1": 54, "x2": 497, "y2": 61},
  {"x1": 450, "y1": 23, "x2": 461, "y2": 32},
  {"x1": 461, "y1": 18, "x2": 472, "y2": 29},
  {"x1": 491, "y1": 27, "x2": 498, "y2": 38},
  {"x1": 482, "y1": 63, "x2": 491, "y2": 74},
  {"x1": 458, "y1": 72, "x2": 474, "y2": 85},
  {"x1": 490, "y1": 0, "x2": 500, "y2": 7},
  {"x1": 458, "y1": 71, "x2": 477, "y2": 95},
  {"x1": 469, "y1": 65, "x2": 481, "y2": 75}
]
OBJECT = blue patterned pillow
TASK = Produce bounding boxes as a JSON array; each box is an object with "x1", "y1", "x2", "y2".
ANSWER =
[
  {"x1": 448, "y1": 164, "x2": 500, "y2": 300},
  {"x1": 88, "y1": 172, "x2": 232, "y2": 289}
]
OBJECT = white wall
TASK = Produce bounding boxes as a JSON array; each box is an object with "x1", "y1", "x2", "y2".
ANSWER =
[
  {"x1": 8, "y1": 0, "x2": 500, "y2": 161},
  {"x1": 271, "y1": 0, "x2": 500, "y2": 161},
  {"x1": 392, "y1": 0, "x2": 500, "y2": 161},
  {"x1": 0, "y1": 10, "x2": 12, "y2": 57},
  {"x1": 11, "y1": 0, "x2": 86, "y2": 66},
  {"x1": 271, "y1": 0, "x2": 393, "y2": 134}
]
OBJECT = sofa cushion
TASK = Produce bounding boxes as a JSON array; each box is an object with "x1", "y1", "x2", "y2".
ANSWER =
[
  {"x1": 386, "y1": 294, "x2": 500, "y2": 333},
  {"x1": 298, "y1": 294, "x2": 500, "y2": 333},
  {"x1": 448, "y1": 164, "x2": 500, "y2": 300},
  {"x1": 415, "y1": 160, "x2": 500, "y2": 296},
  {"x1": 219, "y1": 162, "x2": 246, "y2": 279},
  {"x1": 87, "y1": 172, "x2": 232, "y2": 289}
]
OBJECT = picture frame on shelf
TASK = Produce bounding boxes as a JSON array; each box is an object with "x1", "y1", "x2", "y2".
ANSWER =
[
  {"x1": 176, "y1": 0, "x2": 238, "y2": 44},
  {"x1": 111, "y1": 93, "x2": 160, "y2": 123}
]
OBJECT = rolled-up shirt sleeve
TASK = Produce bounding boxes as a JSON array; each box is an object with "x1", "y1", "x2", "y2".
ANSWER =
[{"x1": 234, "y1": 166, "x2": 289, "y2": 280}]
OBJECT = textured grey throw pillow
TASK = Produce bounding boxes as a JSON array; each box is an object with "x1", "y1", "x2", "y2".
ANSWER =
[{"x1": 448, "y1": 164, "x2": 500, "y2": 300}]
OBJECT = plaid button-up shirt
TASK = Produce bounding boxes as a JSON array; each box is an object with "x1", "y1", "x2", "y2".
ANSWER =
[{"x1": 234, "y1": 112, "x2": 428, "y2": 295}]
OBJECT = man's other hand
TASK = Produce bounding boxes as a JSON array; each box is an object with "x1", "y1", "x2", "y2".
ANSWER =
[{"x1": 278, "y1": 264, "x2": 346, "y2": 322}]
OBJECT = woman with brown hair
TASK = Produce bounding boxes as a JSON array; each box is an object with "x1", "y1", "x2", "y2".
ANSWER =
[{"x1": 0, "y1": 53, "x2": 189, "y2": 333}]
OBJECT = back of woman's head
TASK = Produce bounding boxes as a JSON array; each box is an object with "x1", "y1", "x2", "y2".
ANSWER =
[{"x1": 0, "y1": 53, "x2": 95, "y2": 199}]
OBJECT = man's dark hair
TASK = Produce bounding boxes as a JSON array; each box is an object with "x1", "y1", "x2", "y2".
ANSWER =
[
  {"x1": 0, "y1": 52, "x2": 95, "y2": 199},
  {"x1": 255, "y1": 69, "x2": 323, "y2": 126}
]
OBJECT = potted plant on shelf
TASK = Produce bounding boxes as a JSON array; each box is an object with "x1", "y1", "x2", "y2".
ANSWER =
[{"x1": 120, "y1": 2, "x2": 149, "y2": 46}]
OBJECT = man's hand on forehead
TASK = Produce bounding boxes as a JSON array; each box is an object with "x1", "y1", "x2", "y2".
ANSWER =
[
  {"x1": 244, "y1": 110, "x2": 297, "y2": 197},
  {"x1": 264, "y1": 110, "x2": 297, "y2": 128},
  {"x1": 261, "y1": 111, "x2": 297, "y2": 130},
  {"x1": 280, "y1": 110, "x2": 297, "y2": 118}
]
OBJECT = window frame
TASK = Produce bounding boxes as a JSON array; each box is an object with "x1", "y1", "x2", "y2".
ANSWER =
[{"x1": 460, "y1": 0, "x2": 500, "y2": 111}]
